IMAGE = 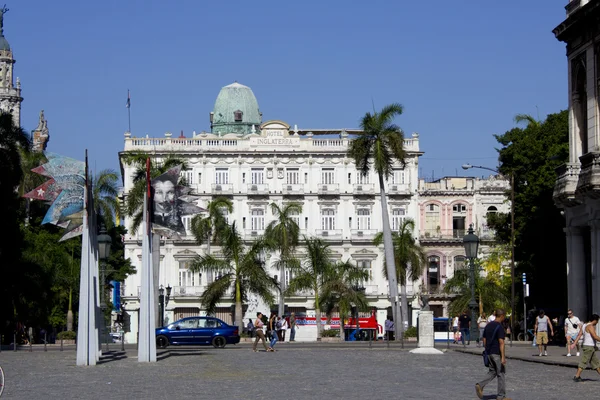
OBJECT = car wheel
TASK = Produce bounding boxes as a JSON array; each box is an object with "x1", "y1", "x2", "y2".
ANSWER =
[
  {"x1": 156, "y1": 335, "x2": 169, "y2": 349},
  {"x1": 212, "y1": 336, "x2": 227, "y2": 348}
]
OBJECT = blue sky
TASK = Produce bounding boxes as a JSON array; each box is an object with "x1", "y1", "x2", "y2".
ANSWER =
[{"x1": 9, "y1": 0, "x2": 568, "y2": 180}]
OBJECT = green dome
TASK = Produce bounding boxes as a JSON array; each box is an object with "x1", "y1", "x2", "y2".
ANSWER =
[{"x1": 211, "y1": 82, "x2": 261, "y2": 135}]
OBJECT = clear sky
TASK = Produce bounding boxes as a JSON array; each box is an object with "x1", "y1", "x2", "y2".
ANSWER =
[{"x1": 9, "y1": 0, "x2": 568, "y2": 180}]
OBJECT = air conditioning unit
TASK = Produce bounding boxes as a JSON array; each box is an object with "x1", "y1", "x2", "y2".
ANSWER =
[
  {"x1": 287, "y1": 185, "x2": 293, "y2": 191},
  {"x1": 251, "y1": 231, "x2": 258, "y2": 236},
  {"x1": 322, "y1": 185, "x2": 328, "y2": 191},
  {"x1": 215, "y1": 185, "x2": 222, "y2": 191},
  {"x1": 322, "y1": 231, "x2": 329, "y2": 236},
  {"x1": 357, "y1": 185, "x2": 362, "y2": 191},
  {"x1": 251, "y1": 185, "x2": 257, "y2": 191},
  {"x1": 391, "y1": 185, "x2": 398, "y2": 191}
]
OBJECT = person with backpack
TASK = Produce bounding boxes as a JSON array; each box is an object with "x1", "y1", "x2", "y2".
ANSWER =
[
  {"x1": 247, "y1": 318, "x2": 255, "y2": 339},
  {"x1": 475, "y1": 308, "x2": 510, "y2": 400}
]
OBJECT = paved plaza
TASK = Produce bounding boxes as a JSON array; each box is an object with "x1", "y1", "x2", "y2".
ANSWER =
[{"x1": 0, "y1": 342, "x2": 598, "y2": 399}]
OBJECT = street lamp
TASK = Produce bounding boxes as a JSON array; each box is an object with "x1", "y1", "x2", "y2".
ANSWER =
[
  {"x1": 463, "y1": 163, "x2": 516, "y2": 344},
  {"x1": 463, "y1": 224, "x2": 480, "y2": 345},
  {"x1": 158, "y1": 285, "x2": 172, "y2": 328},
  {"x1": 97, "y1": 224, "x2": 112, "y2": 307}
]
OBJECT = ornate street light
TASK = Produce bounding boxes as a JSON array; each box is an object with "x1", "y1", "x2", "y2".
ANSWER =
[
  {"x1": 159, "y1": 285, "x2": 165, "y2": 328},
  {"x1": 463, "y1": 224, "x2": 480, "y2": 345},
  {"x1": 97, "y1": 225, "x2": 112, "y2": 308},
  {"x1": 463, "y1": 163, "x2": 516, "y2": 344}
]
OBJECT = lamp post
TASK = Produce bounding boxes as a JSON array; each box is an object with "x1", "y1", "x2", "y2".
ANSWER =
[
  {"x1": 158, "y1": 285, "x2": 172, "y2": 328},
  {"x1": 97, "y1": 224, "x2": 112, "y2": 345},
  {"x1": 463, "y1": 224, "x2": 480, "y2": 345},
  {"x1": 463, "y1": 163, "x2": 516, "y2": 345}
]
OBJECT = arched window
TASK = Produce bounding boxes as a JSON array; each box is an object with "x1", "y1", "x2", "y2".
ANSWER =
[{"x1": 487, "y1": 206, "x2": 498, "y2": 213}]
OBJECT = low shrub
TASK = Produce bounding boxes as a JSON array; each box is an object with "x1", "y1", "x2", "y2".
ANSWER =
[
  {"x1": 57, "y1": 331, "x2": 77, "y2": 340},
  {"x1": 321, "y1": 329, "x2": 339, "y2": 337},
  {"x1": 404, "y1": 326, "x2": 418, "y2": 338}
]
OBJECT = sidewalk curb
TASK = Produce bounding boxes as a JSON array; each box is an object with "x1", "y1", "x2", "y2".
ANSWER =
[{"x1": 453, "y1": 348, "x2": 577, "y2": 368}]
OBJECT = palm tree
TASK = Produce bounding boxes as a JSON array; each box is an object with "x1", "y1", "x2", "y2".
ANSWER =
[
  {"x1": 264, "y1": 201, "x2": 302, "y2": 315},
  {"x1": 284, "y1": 237, "x2": 333, "y2": 340},
  {"x1": 320, "y1": 260, "x2": 370, "y2": 339},
  {"x1": 189, "y1": 222, "x2": 277, "y2": 330},
  {"x1": 444, "y1": 262, "x2": 510, "y2": 317},
  {"x1": 92, "y1": 169, "x2": 121, "y2": 229},
  {"x1": 121, "y1": 153, "x2": 188, "y2": 233},
  {"x1": 373, "y1": 218, "x2": 426, "y2": 297},
  {"x1": 347, "y1": 103, "x2": 406, "y2": 340},
  {"x1": 190, "y1": 196, "x2": 233, "y2": 254}
]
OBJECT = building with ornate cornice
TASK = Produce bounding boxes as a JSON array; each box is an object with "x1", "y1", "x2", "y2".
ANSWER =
[
  {"x1": 0, "y1": 7, "x2": 23, "y2": 128},
  {"x1": 417, "y1": 175, "x2": 510, "y2": 317},
  {"x1": 553, "y1": 0, "x2": 600, "y2": 320},
  {"x1": 119, "y1": 82, "x2": 423, "y2": 343}
]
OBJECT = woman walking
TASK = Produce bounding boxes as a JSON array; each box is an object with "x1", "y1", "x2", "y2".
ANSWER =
[
  {"x1": 252, "y1": 312, "x2": 269, "y2": 352},
  {"x1": 268, "y1": 312, "x2": 278, "y2": 351},
  {"x1": 477, "y1": 312, "x2": 488, "y2": 347}
]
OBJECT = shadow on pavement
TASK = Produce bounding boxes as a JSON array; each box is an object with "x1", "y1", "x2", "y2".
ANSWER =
[{"x1": 98, "y1": 350, "x2": 128, "y2": 364}]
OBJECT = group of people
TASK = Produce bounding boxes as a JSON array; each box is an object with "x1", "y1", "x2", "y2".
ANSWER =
[
  {"x1": 452, "y1": 309, "x2": 508, "y2": 347},
  {"x1": 250, "y1": 312, "x2": 298, "y2": 352},
  {"x1": 473, "y1": 308, "x2": 600, "y2": 400}
]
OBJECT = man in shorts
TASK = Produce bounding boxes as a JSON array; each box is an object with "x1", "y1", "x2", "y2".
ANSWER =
[
  {"x1": 534, "y1": 309, "x2": 554, "y2": 356},
  {"x1": 564, "y1": 309, "x2": 581, "y2": 357},
  {"x1": 571, "y1": 314, "x2": 600, "y2": 382}
]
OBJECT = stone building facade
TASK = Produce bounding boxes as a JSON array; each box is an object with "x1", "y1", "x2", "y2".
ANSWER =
[
  {"x1": 0, "y1": 9, "x2": 22, "y2": 127},
  {"x1": 553, "y1": 0, "x2": 600, "y2": 319},
  {"x1": 119, "y1": 82, "x2": 423, "y2": 343}
]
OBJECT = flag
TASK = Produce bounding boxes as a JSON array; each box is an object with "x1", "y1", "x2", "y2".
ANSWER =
[{"x1": 126, "y1": 90, "x2": 131, "y2": 108}]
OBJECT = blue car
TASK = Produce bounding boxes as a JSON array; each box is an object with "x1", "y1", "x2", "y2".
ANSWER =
[{"x1": 156, "y1": 316, "x2": 240, "y2": 349}]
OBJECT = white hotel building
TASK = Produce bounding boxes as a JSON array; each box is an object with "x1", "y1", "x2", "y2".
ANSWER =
[{"x1": 118, "y1": 82, "x2": 506, "y2": 342}]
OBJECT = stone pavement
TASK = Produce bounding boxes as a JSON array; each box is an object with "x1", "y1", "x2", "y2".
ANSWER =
[{"x1": 0, "y1": 341, "x2": 599, "y2": 399}]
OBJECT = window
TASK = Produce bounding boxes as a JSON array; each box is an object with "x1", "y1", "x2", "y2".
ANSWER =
[
  {"x1": 428, "y1": 256, "x2": 440, "y2": 291},
  {"x1": 321, "y1": 168, "x2": 335, "y2": 184},
  {"x1": 357, "y1": 209, "x2": 371, "y2": 230},
  {"x1": 234, "y1": 110, "x2": 243, "y2": 121},
  {"x1": 391, "y1": 208, "x2": 406, "y2": 231},
  {"x1": 220, "y1": 207, "x2": 230, "y2": 224},
  {"x1": 356, "y1": 173, "x2": 369, "y2": 184},
  {"x1": 182, "y1": 216, "x2": 192, "y2": 233},
  {"x1": 425, "y1": 203, "x2": 440, "y2": 232},
  {"x1": 289, "y1": 208, "x2": 300, "y2": 228},
  {"x1": 453, "y1": 204, "x2": 467, "y2": 212},
  {"x1": 321, "y1": 209, "x2": 336, "y2": 230},
  {"x1": 215, "y1": 168, "x2": 229, "y2": 184},
  {"x1": 198, "y1": 172, "x2": 202, "y2": 184},
  {"x1": 179, "y1": 261, "x2": 195, "y2": 287},
  {"x1": 251, "y1": 209, "x2": 264, "y2": 231},
  {"x1": 454, "y1": 255, "x2": 466, "y2": 271},
  {"x1": 391, "y1": 170, "x2": 405, "y2": 185},
  {"x1": 486, "y1": 206, "x2": 498, "y2": 214},
  {"x1": 452, "y1": 203, "x2": 467, "y2": 237},
  {"x1": 251, "y1": 168, "x2": 264, "y2": 184},
  {"x1": 356, "y1": 260, "x2": 373, "y2": 283},
  {"x1": 284, "y1": 269, "x2": 292, "y2": 287},
  {"x1": 304, "y1": 173, "x2": 308, "y2": 184},
  {"x1": 286, "y1": 168, "x2": 300, "y2": 184},
  {"x1": 182, "y1": 170, "x2": 193, "y2": 185}
]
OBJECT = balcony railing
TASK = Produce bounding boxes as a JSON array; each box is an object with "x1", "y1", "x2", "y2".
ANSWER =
[
  {"x1": 318, "y1": 184, "x2": 340, "y2": 194},
  {"x1": 245, "y1": 229, "x2": 265, "y2": 238},
  {"x1": 282, "y1": 184, "x2": 305, "y2": 195},
  {"x1": 211, "y1": 183, "x2": 233, "y2": 194},
  {"x1": 420, "y1": 229, "x2": 466, "y2": 240},
  {"x1": 388, "y1": 184, "x2": 411, "y2": 195},
  {"x1": 173, "y1": 286, "x2": 204, "y2": 296},
  {"x1": 247, "y1": 183, "x2": 270, "y2": 195},
  {"x1": 353, "y1": 183, "x2": 375, "y2": 194},
  {"x1": 315, "y1": 229, "x2": 342, "y2": 239},
  {"x1": 350, "y1": 229, "x2": 377, "y2": 240},
  {"x1": 553, "y1": 162, "x2": 580, "y2": 206}
]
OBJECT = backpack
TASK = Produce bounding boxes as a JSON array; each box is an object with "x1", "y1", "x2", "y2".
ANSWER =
[{"x1": 276, "y1": 319, "x2": 282, "y2": 329}]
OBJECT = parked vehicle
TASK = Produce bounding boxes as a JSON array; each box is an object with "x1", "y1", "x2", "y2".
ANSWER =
[{"x1": 156, "y1": 317, "x2": 240, "y2": 349}]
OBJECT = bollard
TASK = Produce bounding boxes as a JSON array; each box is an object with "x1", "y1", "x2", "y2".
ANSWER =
[
  {"x1": 13, "y1": 333, "x2": 17, "y2": 351},
  {"x1": 121, "y1": 332, "x2": 125, "y2": 352},
  {"x1": 60, "y1": 337, "x2": 63, "y2": 351},
  {"x1": 44, "y1": 332, "x2": 47, "y2": 352},
  {"x1": 369, "y1": 332, "x2": 372, "y2": 349}
]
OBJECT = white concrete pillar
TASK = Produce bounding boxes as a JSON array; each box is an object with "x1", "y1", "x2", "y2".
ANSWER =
[
  {"x1": 565, "y1": 227, "x2": 587, "y2": 318},
  {"x1": 589, "y1": 220, "x2": 600, "y2": 315}
]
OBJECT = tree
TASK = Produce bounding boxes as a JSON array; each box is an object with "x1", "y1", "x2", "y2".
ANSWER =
[
  {"x1": 320, "y1": 260, "x2": 370, "y2": 339},
  {"x1": 490, "y1": 110, "x2": 568, "y2": 311},
  {"x1": 373, "y1": 218, "x2": 426, "y2": 290},
  {"x1": 92, "y1": 169, "x2": 121, "y2": 229},
  {"x1": 285, "y1": 237, "x2": 333, "y2": 340},
  {"x1": 189, "y1": 222, "x2": 277, "y2": 330},
  {"x1": 347, "y1": 103, "x2": 407, "y2": 341},
  {"x1": 190, "y1": 196, "x2": 233, "y2": 253},
  {"x1": 264, "y1": 201, "x2": 302, "y2": 316}
]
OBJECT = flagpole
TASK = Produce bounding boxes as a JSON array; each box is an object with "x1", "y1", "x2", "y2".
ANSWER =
[{"x1": 127, "y1": 89, "x2": 131, "y2": 133}]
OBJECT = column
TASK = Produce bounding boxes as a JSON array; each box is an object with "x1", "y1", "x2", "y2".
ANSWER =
[
  {"x1": 589, "y1": 220, "x2": 600, "y2": 316},
  {"x1": 565, "y1": 226, "x2": 587, "y2": 319}
]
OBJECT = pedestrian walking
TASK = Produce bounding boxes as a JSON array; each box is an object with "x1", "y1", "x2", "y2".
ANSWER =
[
  {"x1": 475, "y1": 308, "x2": 510, "y2": 400},
  {"x1": 564, "y1": 309, "x2": 581, "y2": 357},
  {"x1": 477, "y1": 312, "x2": 488, "y2": 348},
  {"x1": 268, "y1": 312, "x2": 278, "y2": 351},
  {"x1": 452, "y1": 315, "x2": 459, "y2": 344},
  {"x1": 252, "y1": 312, "x2": 270, "y2": 352},
  {"x1": 279, "y1": 315, "x2": 288, "y2": 342},
  {"x1": 572, "y1": 313, "x2": 600, "y2": 382},
  {"x1": 459, "y1": 309, "x2": 472, "y2": 345},
  {"x1": 534, "y1": 309, "x2": 554, "y2": 356},
  {"x1": 385, "y1": 315, "x2": 395, "y2": 341},
  {"x1": 247, "y1": 318, "x2": 255, "y2": 339},
  {"x1": 289, "y1": 312, "x2": 298, "y2": 342}
]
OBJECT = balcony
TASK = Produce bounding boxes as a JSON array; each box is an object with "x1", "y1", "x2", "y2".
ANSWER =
[
  {"x1": 420, "y1": 229, "x2": 466, "y2": 241},
  {"x1": 388, "y1": 184, "x2": 411, "y2": 195},
  {"x1": 350, "y1": 229, "x2": 377, "y2": 241},
  {"x1": 247, "y1": 183, "x2": 270, "y2": 195},
  {"x1": 554, "y1": 162, "x2": 581, "y2": 206},
  {"x1": 173, "y1": 286, "x2": 204, "y2": 297},
  {"x1": 318, "y1": 183, "x2": 340, "y2": 195},
  {"x1": 282, "y1": 184, "x2": 305, "y2": 195},
  {"x1": 245, "y1": 229, "x2": 265, "y2": 238},
  {"x1": 577, "y1": 152, "x2": 600, "y2": 198},
  {"x1": 353, "y1": 183, "x2": 375, "y2": 194},
  {"x1": 315, "y1": 229, "x2": 343, "y2": 239},
  {"x1": 211, "y1": 183, "x2": 233, "y2": 194}
]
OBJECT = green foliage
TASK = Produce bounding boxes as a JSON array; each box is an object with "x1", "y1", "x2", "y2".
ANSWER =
[
  {"x1": 404, "y1": 326, "x2": 417, "y2": 338},
  {"x1": 490, "y1": 110, "x2": 568, "y2": 310},
  {"x1": 57, "y1": 330, "x2": 77, "y2": 340},
  {"x1": 321, "y1": 329, "x2": 339, "y2": 337}
]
